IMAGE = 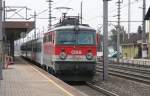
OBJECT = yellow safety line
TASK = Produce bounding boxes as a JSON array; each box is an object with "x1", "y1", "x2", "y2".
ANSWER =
[{"x1": 29, "y1": 65, "x2": 74, "y2": 96}]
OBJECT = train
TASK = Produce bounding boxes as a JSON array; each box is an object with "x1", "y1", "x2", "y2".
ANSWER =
[{"x1": 20, "y1": 15, "x2": 98, "y2": 81}]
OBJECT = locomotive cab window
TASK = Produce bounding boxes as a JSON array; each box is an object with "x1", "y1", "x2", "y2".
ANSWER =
[
  {"x1": 56, "y1": 31, "x2": 75, "y2": 45},
  {"x1": 56, "y1": 30, "x2": 96, "y2": 45},
  {"x1": 77, "y1": 31, "x2": 96, "y2": 45}
]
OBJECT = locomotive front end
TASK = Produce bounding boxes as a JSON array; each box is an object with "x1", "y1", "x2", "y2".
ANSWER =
[{"x1": 53, "y1": 25, "x2": 97, "y2": 81}]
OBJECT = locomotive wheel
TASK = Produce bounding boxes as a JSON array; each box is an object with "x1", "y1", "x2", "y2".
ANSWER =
[
  {"x1": 42, "y1": 65, "x2": 47, "y2": 71},
  {"x1": 51, "y1": 69, "x2": 55, "y2": 75},
  {"x1": 45, "y1": 65, "x2": 48, "y2": 71},
  {"x1": 48, "y1": 67, "x2": 51, "y2": 74},
  {"x1": 48, "y1": 67, "x2": 55, "y2": 76}
]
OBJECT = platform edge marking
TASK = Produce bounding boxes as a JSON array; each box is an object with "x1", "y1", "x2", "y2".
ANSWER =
[{"x1": 29, "y1": 65, "x2": 75, "y2": 96}]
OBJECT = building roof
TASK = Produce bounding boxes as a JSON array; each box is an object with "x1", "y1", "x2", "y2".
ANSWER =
[
  {"x1": 4, "y1": 21, "x2": 34, "y2": 40},
  {"x1": 145, "y1": 7, "x2": 150, "y2": 20},
  {"x1": 121, "y1": 32, "x2": 149, "y2": 45}
]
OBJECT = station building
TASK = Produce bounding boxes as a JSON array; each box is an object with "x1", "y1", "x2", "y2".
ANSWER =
[
  {"x1": 121, "y1": 33, "x2": 148, "y2": 59},
  {"x1": 121, "y1": 7, "x2": 150, "y2": 59},
  {"x1": 145, "y1": 7, "x2": 150, "y2": 58}
]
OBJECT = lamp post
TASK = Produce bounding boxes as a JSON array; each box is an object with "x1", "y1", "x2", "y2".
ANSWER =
[{"x1": 0, "y1": 0, "x2": 3, "y2": 80}]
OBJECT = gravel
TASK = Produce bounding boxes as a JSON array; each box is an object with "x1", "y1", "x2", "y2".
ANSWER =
[{"x1": 92, "y1": 73, "x2": 150, "y2": 96}]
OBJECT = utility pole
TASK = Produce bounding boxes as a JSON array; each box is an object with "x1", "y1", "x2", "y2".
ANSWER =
[
  {"x1": 128, "y1": 0, "x2": 131, "y2": 39},
  {"x1": 142, "y1": 0, "x2": 147, "y2": 58},
  {"x1": 116, "y1": 0, "x2": 121, "y2": 63},
  {"x1": 0, "y1": 0, "x2": 3, "y2": 80},
  {"x1": 80, "y1": 1, "x2": 83, "y2": 24},
  {"x1": 34, "y1": 11, "x2": 37, "y2": 39},
  {"x1": 103, "y1": 0, "x2": 110, "y2": 80},
  {"x1": 142, "y1": 0, "x2": 146, "y2": 43},
  {"x1": 47, "y1": 0, "x2": 53, "y2": 30}
]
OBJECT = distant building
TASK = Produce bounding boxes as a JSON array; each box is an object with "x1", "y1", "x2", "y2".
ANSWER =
[
  {"x1": 121, "y1": 7, "x2": 150, "y2": 59},
  {"x1": 145, "y1": 7, "x2": 150, "y2": 58},
  {"x1": 121, "y1": 33, "x2": 148, "y2": 59}
]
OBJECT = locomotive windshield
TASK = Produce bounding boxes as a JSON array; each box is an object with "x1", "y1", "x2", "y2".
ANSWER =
[
  {"x1": 77, "y1": 31, "x2": 95, "y2": 45},
  {"x1": 56, "y1": 30, "x2": 96, "y2": 45},
  {"x1": 56, "y1": 31, "x2": 75, "y2": 44}
]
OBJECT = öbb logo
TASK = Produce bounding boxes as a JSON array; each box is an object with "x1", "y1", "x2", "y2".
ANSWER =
[{"x1": 71, "y1": 50, "x2": 82, "y2": 55}]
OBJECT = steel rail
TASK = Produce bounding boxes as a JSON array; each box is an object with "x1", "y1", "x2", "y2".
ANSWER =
[{"x1": 86, "y1": 82, "x2": 119, "y2": 96}]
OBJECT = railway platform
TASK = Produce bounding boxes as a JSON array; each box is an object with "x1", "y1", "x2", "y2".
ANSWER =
[{"x1": 0, "y1": 57, "x2": 87, "y2": 96}]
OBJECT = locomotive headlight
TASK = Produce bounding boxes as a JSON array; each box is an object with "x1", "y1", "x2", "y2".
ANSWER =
[
  {"x1": 59, "y1": 52, "x2": 67, "y2": 60},
  {"x1": 86, "y1": 52, "x2": 93, "y2": 60}
]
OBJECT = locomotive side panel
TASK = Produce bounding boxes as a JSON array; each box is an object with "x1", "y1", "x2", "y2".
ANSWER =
[{"x1": 43, "y1": 32, "x2": 55, "y2": 70}]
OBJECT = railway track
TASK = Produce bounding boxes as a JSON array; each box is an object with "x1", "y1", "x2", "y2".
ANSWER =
[
  {"x1": 71, "y1": 61, "x2": 150, "y2": 96},
  {"x1": 71, "y1": 82, "x2": 119, "y2": 96},
  {"x1": 86, "y1": 82, "x2": 119, "y2": 96},
  {"x1": 97, "y1": 62, "x2": 150, "y2": 84}
]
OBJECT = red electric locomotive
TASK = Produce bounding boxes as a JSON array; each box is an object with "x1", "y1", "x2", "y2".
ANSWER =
[{"x1": 43, "y1": 16, "x2": 97, "y2": 81}]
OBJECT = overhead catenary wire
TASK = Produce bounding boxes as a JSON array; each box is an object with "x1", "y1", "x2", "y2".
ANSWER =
[
  {"x1": 84, "y1": 0, "x2": 141, "y2": 22},
  {"x1": 109, "y1": 0, "x2": 142, "y2": 17},
  {"x1": 64, "y1": 0, "x2": 73, "y2": 7},
  {"x1": 37, "y1": 9, "x2": 48, "y2": 16}
]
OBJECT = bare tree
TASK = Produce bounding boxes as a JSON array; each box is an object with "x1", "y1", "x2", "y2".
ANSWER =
[{"x1": 110, "y1": 25, "x2": 126, "y2": 51}]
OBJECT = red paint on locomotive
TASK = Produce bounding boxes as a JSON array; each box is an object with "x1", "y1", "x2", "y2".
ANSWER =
[{"x1": 55, "y1": 45, "x2": 96, "y2": 56}]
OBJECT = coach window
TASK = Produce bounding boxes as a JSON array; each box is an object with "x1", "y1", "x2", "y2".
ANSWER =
[
  {"x1": 46, "y1": 35, "x2": 48, "y2": 42},
  {"x1": 44, "y1": 35, "x2": 46, "y2": 42},
  {"x1": 50, "y1": 35, "x2": 52, "y2": 42},
  {"x1": 48, "y1": 34, "x2": 50, "y2": 42},
  {"x1": 38, "y1": 43, "x2": 41, "y2": 52},
  {"x1": 52, "y1": 35, "x2": 54, "y2": 43},
  {"x1": 47, "y1": 34, "x2": 50, "y2": 42},
  {"x1": 48, "y1": 34, "x2": 52, "y2": 42},
  {"x1": 44, "y1": 35, "x2": 48, "y2": 42},
  {"x1": 29, "y1": 42, "x2": 32, "y2": 51}
]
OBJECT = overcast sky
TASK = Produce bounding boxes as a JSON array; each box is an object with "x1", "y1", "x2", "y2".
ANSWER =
[{"x1": 5, "y1": 0, "x2": 150, "y2": 36}]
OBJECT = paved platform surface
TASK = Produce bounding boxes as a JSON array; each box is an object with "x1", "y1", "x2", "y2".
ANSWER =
[{"x1": 0, "y1": 57, "x2": 87, "y2": 96}]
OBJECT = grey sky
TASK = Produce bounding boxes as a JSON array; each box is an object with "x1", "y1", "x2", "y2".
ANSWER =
[{"x1": 5, "y1": 0, "x2": 150, "y2": 35}]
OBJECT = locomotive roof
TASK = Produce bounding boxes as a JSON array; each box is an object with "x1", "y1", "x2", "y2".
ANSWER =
[{"x1": 51, "y1": 25, "x2": 96, "y2": 31}]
